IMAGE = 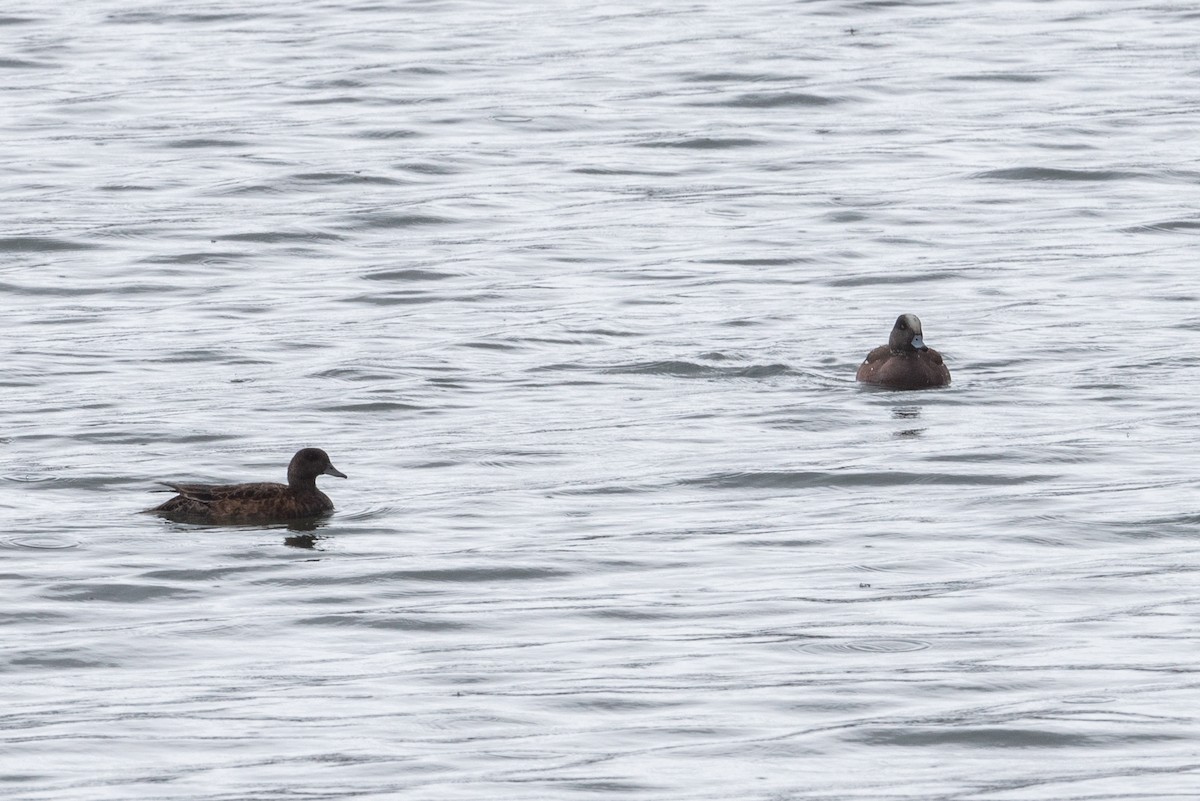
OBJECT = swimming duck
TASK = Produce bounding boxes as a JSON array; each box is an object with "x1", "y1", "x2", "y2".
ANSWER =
[
  {"x1": 147, "y1": 447, "x2": 346, "y2": 523},
  {"x1": 856, "y1": 313, "x2": 951, "y2": 390}
]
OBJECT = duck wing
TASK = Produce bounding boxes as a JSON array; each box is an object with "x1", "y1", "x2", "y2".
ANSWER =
[
  {"x1": 155, "y1": 481, "x2": 286, "y2": 504},
  {"x1": 859, "y1": 344, "x2": 891, "y2": 367}
]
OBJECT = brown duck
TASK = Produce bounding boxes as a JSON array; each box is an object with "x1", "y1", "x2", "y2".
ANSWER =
[
  {"x1": 148, "y1": 447, "x2": 347, "y2": 524},
  {"x1": 856, "y1": 313, "x2": 951, "y2": 390}
]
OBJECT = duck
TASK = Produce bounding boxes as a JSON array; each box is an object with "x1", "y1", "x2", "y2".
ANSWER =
[
  {"x1": 856, "y1": 313, "x2": 951, "y2": 390},
  {"x1": 147, "y1": 447, "x2": 346, "y2": 524}
]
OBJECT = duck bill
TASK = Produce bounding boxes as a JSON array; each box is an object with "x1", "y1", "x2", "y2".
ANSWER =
[
  {"x1": 910, "y1": 335, "x2": 925, "y2": 350},
  {"x1": 324, "y1": 465, "x2": 348, "y2": 479}
]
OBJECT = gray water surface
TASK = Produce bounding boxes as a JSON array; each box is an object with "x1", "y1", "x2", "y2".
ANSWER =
[{"x1": 4, "y1": 1, "x2": 1200, "y2": 799}]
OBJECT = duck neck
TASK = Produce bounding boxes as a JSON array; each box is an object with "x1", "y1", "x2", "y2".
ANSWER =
[{"x1": 287, "y1": 466, "x2": 318, "y2": 492}]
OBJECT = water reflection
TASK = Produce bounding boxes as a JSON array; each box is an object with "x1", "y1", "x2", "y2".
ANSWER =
[
  {"x1": 283, "y1": 517, "x2": 329, "y2": 548},
  {"x1": 893, "y1": 405, "x2": 924, "y2": 438}
]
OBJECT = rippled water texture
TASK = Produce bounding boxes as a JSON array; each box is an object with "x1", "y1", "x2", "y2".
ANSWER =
[{"x1": 4, "y1": 1, "x2": 1200, "y2": 799}]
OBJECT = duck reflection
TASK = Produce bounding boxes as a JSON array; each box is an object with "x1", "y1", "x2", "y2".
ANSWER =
[
  {"x1": 283, "y1": 532, "x2": 321, "y2": 549},
  {"x1": 892, "y1": 405, "x2": 925, "y2": 438},
  {"x1": 282, "y1": 515, "x2": 330, "y2": 548}
]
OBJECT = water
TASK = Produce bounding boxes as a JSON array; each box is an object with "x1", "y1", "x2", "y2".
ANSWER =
[{"x1": 4, "y1": 1, "x2": 1200, "y2": 798}]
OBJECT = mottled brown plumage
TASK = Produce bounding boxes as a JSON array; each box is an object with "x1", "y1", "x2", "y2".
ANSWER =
[
  {"x1": 148, "y1": 447, "x2": 346, "y2": 524},
  {"x1": 856, "y1": 313, "x2": 951, "y2": 390}
]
